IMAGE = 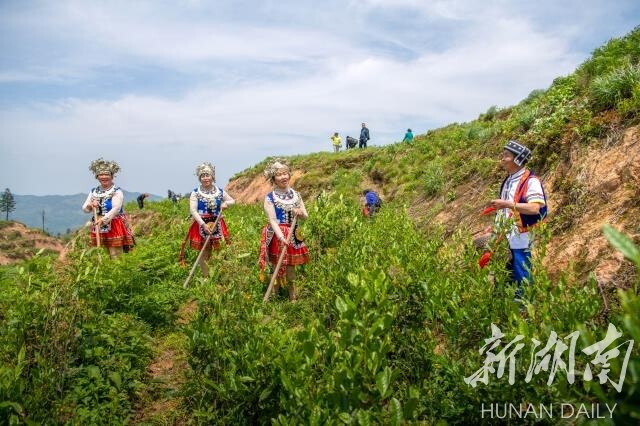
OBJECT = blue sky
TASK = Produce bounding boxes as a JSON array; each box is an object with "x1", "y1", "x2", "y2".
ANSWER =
[{"x1": 1, "y1": 0, "x2": 638, "y2": 196}]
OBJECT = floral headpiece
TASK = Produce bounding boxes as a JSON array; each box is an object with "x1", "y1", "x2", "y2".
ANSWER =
[
  {"x1": 195, "y1": 162, "x2": 215, "y2": 179},
  {"x1": 89, "y1": 158, "x2": 120, "y2": 177}
]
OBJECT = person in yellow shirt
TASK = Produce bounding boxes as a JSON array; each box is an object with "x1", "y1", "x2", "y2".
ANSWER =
[{"x1": 330, "y1": 132, "x2": 342, "y2": 153}]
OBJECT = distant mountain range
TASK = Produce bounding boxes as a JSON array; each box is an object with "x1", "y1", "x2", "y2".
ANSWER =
[{"x1": 10, "y1": 191, "x2": 163, "y2": 235}]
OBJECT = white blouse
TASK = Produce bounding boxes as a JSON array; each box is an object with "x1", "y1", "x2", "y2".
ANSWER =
[
  {"x1": 189, "y1": 186, "x2": 236, "y2": 226},
  {"x1": 81, "y1": 186, "x2": 123, "y2": 223}
]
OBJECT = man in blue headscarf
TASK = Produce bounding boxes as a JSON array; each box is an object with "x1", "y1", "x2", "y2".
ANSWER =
[{"x1": 487, "y1": 140, "x2": 548, "y2": 301}]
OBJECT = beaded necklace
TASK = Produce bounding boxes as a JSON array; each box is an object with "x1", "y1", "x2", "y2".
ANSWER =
[
  {"x1": 91, "y1": 185, "x2": 117, "y2": 215},
  {"x1": 272, "y1": 188, "x2": 300, "y2": 211},
  {"x1": 196, "y1": 185, "x2": 222, "y2": 211},
  {"x1": 92, "y1": 185, "x2": 116, "y2": 199}
]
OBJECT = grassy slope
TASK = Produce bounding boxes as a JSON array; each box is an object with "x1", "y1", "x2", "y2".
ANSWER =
[
  {"x1": 229, "y1": 29, "x2": 640, "y2": 262},
  {"x1": 232, "y1": 27, "x2": 640, "y2": 204},
  {"x1": 229, "y1": 27, "x2": 640, "y2": 285}
]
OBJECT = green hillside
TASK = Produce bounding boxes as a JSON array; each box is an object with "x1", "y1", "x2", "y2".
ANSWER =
[
  {"x1": 1, "y1": 28, "x2": 640, "y2": 424},
  {"x1": 232, "y1": 26, "x2": 639, "y2": 207},
  {"x1": 229, "y1": 26, "x2": 640, "y2": 285}
]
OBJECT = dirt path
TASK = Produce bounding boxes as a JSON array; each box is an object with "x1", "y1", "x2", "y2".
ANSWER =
[{"x1": 132, "y1": 300, "x2": 197, "y2": 425}]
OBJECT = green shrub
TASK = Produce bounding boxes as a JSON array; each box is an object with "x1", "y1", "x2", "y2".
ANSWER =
[
  {"x1": 589, "y1": 63, "x2": 640, "y2": 112},
  {"x1": 523, "y1": 88, "x2": 546, "y2": 105},
  {"x1": 63, "y1": 313, "x2": 152, "y2": 424},
  {"x1": 477, "y1": 126, "x2": 495, "y2": 141},
  {"x1": 479, "y1": 105, "x2": 499, "y2": 122},
  {"x1": 576, "y1": 26, "x2": 640, "y2": 85},
  {"x1": 618, "y1": 80, "x2": 640, "y2": 117},
  {"x1": 422, "y1": 161, "x2": 445, "y2": 196},
  {"x1": 179, "y1": 199, "x2": 640, "y2": 423},
  {"x1": 515, "y1": 105, "x2": 538, "y2": 132}
]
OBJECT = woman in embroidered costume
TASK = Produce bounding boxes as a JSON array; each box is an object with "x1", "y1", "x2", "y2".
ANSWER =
[
  {"x1": 180, "y1": 162, "x2": 235, "y2": 278},
  {"x1": 82, "y1": 158, "x2": 135, "y2": 258},
  {"x1": 259, "y1": 161, "x2": 309, "y2": 301}
]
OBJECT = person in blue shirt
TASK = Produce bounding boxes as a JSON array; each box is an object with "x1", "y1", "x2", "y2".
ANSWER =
[
  {"x1": 362, "y1": 189, "x2": 382, "y2": 218},
  {"x1": 403, "y1": 128, "x2": 414, "y2": 143}
]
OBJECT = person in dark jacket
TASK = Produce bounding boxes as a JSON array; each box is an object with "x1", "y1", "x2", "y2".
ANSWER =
[
  {"x1": 168, "y1": 189, "x2": 178, "y2": 204},
  {"x1": 346, "y1": 136, "x2": 358, "y2": 149},
  {"x1": 137, "y1": 193, "x2": 149, "y2": 209},
  {"x1": 359, "y1": 123, "x2": 370, "y2": 148}
]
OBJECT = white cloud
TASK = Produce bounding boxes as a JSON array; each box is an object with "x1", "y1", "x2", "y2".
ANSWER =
[
  {"x1": 1, "y1": 0, "x2": 638, "y2": 195},
  {"x1": 356, "y1": 0, "x2": 473, "y2": 20}
]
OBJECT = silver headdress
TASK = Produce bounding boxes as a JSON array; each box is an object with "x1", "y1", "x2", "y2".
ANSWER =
[
  {"x1": 195, "y1": 162, "x2": 215, "y2": 179},
  {"x1": 263, "y1": 160, "x2": 290, "y2": 181},
  {"x1": 89, "y1": 158, "x2": 120, "y2": 177}
]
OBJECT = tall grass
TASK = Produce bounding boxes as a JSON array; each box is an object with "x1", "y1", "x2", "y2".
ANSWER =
[{"x1": 589, "y1": 63, "x2": 640, "y2": 112}]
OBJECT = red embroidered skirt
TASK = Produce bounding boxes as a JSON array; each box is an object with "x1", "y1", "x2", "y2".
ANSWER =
[
  {"x1": 259, "y1": 223, "x2": 309, "y2": 277},
  {"x1": 90, "y1": 215, "x2": 135, "y2": 249},
  {"x1": 187, "y1": 217, "x2": 229, "y2": 251}
]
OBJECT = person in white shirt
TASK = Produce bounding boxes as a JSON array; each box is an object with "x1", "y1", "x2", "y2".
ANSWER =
[
  {"x1": 82, "y1": 158, "x2": 135, "y2": 258},
  {"x1": 488, "y1": 140, "x2": 547, "y2": 301}
]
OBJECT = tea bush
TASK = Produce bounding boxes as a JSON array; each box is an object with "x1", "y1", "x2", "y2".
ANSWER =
[
  {"x1": 0, "y1": 200, "x2": 193, "y2": 423},
  {"x1": 181, "y1": 196, "x2": 639, "y2": 424}
]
